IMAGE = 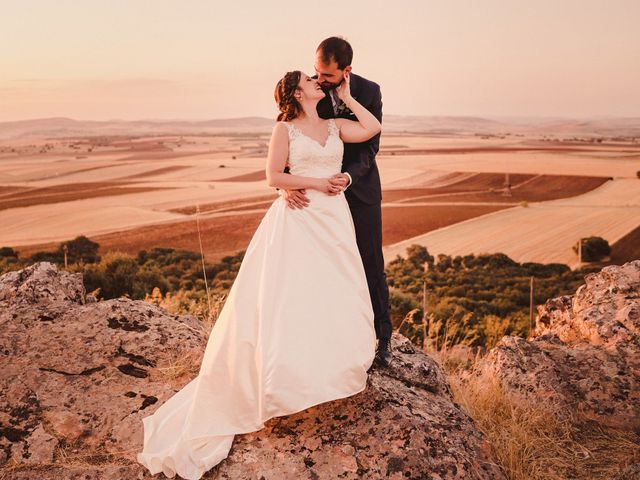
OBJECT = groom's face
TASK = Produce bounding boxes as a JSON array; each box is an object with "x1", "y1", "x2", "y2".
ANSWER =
[{"x1": 313, "y1": 53, "x2": 351, "y2": 91}]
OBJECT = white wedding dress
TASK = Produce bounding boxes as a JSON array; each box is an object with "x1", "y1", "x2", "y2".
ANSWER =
[{"x1": 136, "y1": 118, "x2": 377, "y2": 479}]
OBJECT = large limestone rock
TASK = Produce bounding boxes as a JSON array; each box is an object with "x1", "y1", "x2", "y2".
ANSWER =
[
  {"x1": 0, "y1": 262, "x2": 205, "y2": 479},
  {"x1": 479, "y1": 260, "x2": 640, "y2": 431},
  {"x1": 0, "y1": 262, "x2": 504, "y2": 479}
]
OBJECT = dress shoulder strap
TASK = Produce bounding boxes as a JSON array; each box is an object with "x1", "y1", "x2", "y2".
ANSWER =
[
  {"x1": 328, "y1": 118, "x2": 339, "y2": 136},
  {"x1": 283, "y1": 121, "x2": 301, "y2": 141}
]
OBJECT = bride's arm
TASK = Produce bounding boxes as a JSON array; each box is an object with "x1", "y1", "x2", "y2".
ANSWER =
[{"x1": 266, "y1": 122, "x2": 341, "y2": 194}]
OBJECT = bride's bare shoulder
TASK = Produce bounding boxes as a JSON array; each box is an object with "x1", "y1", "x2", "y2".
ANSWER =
[
  {"x1": 269, "y1": 122, "x2": 290, "y2": 146},
  {"x1": 272, "y1": 121, "x2": 291, "y2": 134}
]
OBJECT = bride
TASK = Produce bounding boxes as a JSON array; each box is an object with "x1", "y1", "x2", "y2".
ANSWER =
[{"x1": 136, "y1": 69, "x2": 382, "y2": 480}]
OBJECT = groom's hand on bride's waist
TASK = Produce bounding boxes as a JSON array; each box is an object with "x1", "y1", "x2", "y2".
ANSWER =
[{"x1": 282, "y1": 189, "x2": 310, "y2": 209}]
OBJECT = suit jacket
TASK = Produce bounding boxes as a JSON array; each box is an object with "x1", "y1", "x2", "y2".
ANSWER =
[{"x1": 315, "y1": 73, "x2": 383, "y2": 205}]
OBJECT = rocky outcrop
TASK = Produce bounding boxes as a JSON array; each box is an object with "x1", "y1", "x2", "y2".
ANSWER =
[
  {"x1": 479, "y1": 260, "x2": 640, "y2": 431},
  {"x1": 0, "y1": 262, "x2": 205, "y2": 479},
  {"x1": 0, "y1": 262, "x2": 504, "y2": 479}
]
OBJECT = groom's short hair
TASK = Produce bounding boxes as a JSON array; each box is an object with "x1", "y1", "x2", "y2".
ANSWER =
[{"x1": 317, "y1": 37, "x2": 353, "y2": 70}]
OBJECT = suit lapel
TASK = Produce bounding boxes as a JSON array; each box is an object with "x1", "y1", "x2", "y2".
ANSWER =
[
  {"x1": 337, "y1": 72, "x2": 360, "y2": 120},
  {"x1": 316, "y1": 93, "x2": 334, "y2": 119},
  {"x1": 315, "y1": 73, "x2": 362, "y2": 120}
]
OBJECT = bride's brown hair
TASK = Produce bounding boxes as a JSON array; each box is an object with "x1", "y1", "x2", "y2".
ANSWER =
[{"x1": 274, "y1": 71, "x2": 303, "y2": 121}]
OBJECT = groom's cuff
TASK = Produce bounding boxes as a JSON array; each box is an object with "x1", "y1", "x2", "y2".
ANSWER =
[{"x1": 344, "y1": 172, "x2": 352, "y2": 189}]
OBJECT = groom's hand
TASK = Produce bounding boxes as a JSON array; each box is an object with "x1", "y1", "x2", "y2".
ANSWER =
[{"x1": 282, "y1": 189, "x2": 309, "y2": 209}]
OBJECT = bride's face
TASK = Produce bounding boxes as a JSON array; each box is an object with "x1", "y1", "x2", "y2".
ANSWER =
[{"x1": 296, "y1": 73, "x2": 325, "y2": 102}]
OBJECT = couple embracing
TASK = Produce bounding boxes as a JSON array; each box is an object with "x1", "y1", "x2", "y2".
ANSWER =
[{"x1": 137, "y1": 36, "x2": 393, "y2": 480}]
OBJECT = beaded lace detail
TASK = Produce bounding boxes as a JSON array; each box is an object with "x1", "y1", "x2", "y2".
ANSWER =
[{"x1": 283, "y1": 119, "x2": 343, "y2": 178}]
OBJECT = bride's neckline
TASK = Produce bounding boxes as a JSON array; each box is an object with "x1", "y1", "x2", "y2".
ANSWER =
[{"x1": 287, "y1": 119, "x2": 334, "y2": 148}]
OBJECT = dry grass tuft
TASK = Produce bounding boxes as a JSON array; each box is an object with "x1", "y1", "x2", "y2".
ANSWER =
[
  {"x1": 0, "y1": 439, "x2": 139, "y2": 478},
  {"x1": 432, "y1": 345, "x2": 640, "y2": 479},
  {"x1": 144, "y1": 286, "x2": 227, "y2": 343},
  {"x1": 154, "y1": 346, "x2": 203, "y2": 382}
]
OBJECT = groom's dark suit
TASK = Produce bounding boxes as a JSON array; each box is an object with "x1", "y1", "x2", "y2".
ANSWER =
[{"x1": 314, "y1": 72, "x2": 392, "y2": 342}]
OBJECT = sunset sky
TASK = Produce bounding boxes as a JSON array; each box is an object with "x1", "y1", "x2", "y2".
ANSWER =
[{"x1": 1, "y1": 0, "x2": 638, "y2": 121}]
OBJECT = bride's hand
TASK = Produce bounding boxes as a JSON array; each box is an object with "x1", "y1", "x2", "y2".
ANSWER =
[
  {"x1": 335, "y1": 72, "x2": 352, "y2": 102},
  {"x1": 315, "y1": 178, "x2": 343, "y2": 195},
  {"x1": 329, "y1": 174, "x2": 349, "y2": 188}
]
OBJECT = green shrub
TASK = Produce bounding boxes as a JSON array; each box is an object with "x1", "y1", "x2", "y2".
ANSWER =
[
  {"x1": 389, "y1": 288, "x2": 420, "y2": 327},
  {"x1": 58, "y1": 235, "x2": 100, "y2": 264},
  {"x1": 0, "y1": 247, "x2": 18, "y2": 258},
  {"x1": 572, "y1": 236, "x2": 611, "y2": 262},
  {"x1": 385, "y1": 244, "x2": 592, "y2": 349}
]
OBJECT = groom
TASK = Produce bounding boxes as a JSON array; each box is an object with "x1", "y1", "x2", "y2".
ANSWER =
[{"x1": 281, "y1": 36, "x2": 393, "y2": 368}]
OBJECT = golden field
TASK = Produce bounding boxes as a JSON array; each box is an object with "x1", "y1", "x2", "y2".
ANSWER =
[{"x1": 1, "y1": 116, "x2": 638, "y2": 267}]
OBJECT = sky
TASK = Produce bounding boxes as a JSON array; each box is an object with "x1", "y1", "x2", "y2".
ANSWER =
[{"x1": 1, "y1": 0, "x2": 639, "y2": 121}]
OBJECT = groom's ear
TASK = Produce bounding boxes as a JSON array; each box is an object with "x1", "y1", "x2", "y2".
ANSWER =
[{"x1": 344, "y1": 66, "x2": 353, "y2": 75}]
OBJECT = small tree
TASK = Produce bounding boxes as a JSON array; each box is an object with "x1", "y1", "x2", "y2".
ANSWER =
[
  {"x1": 572, "y1": 236, "x2": 611, "y2": 262},
  {"x1": 82, "y1": 251, "x2": 138, "y2": 299},
  {"x1": 405, "y1": 244, "x2": 434, "y2": 268},
  {"x1": 58, "y1": 235, "x2": 100, "y2": 264},
  {"x1": 0, "y1": 247, "x2": 18, "y2": 258},
  {"x1": 80, "y1": 250, "x2": 171, "y2": 300}
]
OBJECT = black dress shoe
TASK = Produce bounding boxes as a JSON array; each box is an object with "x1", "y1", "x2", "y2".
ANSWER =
[{"x1": 374, "y1": 337, "x2": 393, "y2": 368}]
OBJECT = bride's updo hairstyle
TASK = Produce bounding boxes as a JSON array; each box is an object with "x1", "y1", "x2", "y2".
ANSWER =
[{"x1": 274, "y1": 70, "x2": 303, "y2": 121}]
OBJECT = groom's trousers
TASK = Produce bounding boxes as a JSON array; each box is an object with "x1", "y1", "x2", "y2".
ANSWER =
[{"x1": 347, "y1": 200, "x2": 393, "y2": 342}]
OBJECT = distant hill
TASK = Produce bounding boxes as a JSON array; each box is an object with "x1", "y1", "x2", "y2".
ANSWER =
[
  {"x1": 1, "y1": 115, "x2": 639, "y2": 139},
  {"x1": 0, "y1": 116, "x2": 275, "y2": 140}
]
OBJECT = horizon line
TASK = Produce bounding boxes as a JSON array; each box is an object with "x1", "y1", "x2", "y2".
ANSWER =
[{"x1": 2, "y1": 113, "x2": 640, "y2": 124}]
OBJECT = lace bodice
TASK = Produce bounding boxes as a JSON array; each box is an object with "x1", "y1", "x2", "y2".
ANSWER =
[{"x1": 283, "y1": 118, "x2": 343, "y2": 178}]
